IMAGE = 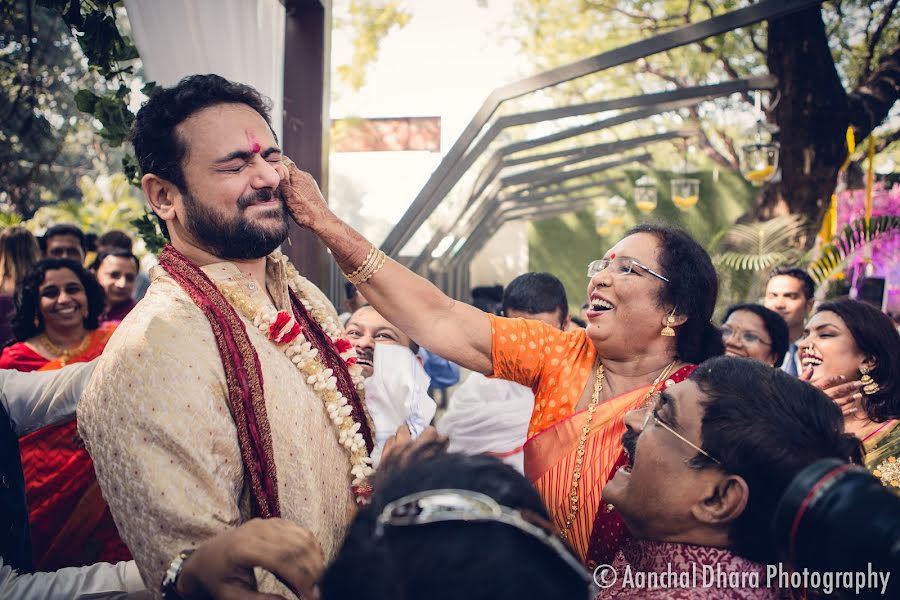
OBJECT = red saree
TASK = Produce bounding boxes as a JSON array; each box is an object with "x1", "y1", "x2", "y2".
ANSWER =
[{"x1": 0, "y1": 323, "x2": 131, "y2": 570}]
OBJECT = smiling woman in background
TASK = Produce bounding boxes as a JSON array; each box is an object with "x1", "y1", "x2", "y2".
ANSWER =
[
  {"x1": 800, "y1": 298, "x2": 900, "y2": 492},
  {"x1": 720, "y1": 303, "x2": 789, "y2": 368}
]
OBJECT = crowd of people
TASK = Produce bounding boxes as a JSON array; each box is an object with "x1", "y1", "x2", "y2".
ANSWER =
[{"x1": 0, "y1": 73, "x2": 897, "y2": 600}]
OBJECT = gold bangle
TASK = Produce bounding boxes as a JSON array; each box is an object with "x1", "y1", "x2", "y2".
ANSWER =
[
  {"x1": 344, "y1": 246, "x2": 376, "y2": 282},
  {"x1": 349, "y1": 249, "x2": 382, "y2": 286},
  {"x1": 353, "y1": 249, "x2": 380, "y2": 283},
  {"x1": 356, "y1": 249, "x2": 386, "y2": 285}
]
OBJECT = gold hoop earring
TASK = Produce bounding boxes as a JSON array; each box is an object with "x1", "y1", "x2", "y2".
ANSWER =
[
  {"x1": 860, "y1": 364, "x2": 880, "y2": 395},
  {"x1": 661, "y1": 307, "x2": 677, "y2": 337}
]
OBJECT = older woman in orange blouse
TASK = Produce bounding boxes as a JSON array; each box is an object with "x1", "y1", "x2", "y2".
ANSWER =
[{"x1": 280, "y1": 165, "x2": 724, "y2": 565}]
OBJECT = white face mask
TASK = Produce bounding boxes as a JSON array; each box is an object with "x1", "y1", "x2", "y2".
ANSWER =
[{"x1": 363, "y1": 344, "x2": 436, "y2": 466}]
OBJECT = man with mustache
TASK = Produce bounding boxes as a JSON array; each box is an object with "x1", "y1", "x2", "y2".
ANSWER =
[
  {"x1": 342, "y1": 305, "x2": 436, "y2": 465},
  {"x1": 342, "y1": 304, "x2": 420, "y2": 378},
  {"x1": 78, "y1": 75, "x2": 375, "y2": 599},
  {"x1": 599, "y1": 356, "x2": 862, "y2": 598}
]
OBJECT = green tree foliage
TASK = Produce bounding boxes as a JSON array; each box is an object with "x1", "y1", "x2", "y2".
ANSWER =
[
  {"x1": 334, "y1": 0, "x2": 412, "y2": 91},
  {"x1": 0, "y1": 0, "x2": 123, "y2": 218},
  {"x1": 506, "y1": 0, "x2": 899, "y2": 228},
  {"x1": 26, "y1": 171, "x2": 144, "y2": 234}
]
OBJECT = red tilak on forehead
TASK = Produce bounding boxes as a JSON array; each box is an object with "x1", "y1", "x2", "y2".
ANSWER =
[
  {"x1": 609, "y1": 252, "x2": 616, "y2": 259},
  {"x1": 246, "y1": 129, "x2": 261, "y2": 154}
]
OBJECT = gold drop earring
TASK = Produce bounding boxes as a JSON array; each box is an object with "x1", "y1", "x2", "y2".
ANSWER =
[
  {"x1": 661, "y1": 307, "x2": 677, "y2": 337},
  {"x1": 860, "y1": 364, "x2": 880, "y2": 395}
]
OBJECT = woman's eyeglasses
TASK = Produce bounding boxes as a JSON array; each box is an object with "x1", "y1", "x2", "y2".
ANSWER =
[
  {"x1": 720, "y1": 326, "x2": 771, "y2": 347},
  {"x1": 587, "y1": 257, "x2": 669, "y2": 283}
]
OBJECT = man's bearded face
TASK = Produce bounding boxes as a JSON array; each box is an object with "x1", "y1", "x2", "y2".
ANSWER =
[{"x1": 182, "y1": 185, "x2": 290, "y2": 260}]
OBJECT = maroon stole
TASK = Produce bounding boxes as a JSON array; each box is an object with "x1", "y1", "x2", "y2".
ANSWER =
[
  {"x1": 158, "y1": 246, "x2": 373, "y2": 518},
  {"x1": 288, "y1": 288, "x2": 374, "y2": 456}
]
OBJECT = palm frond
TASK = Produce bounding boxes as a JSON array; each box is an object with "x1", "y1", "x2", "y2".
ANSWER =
[
  {"x1": 807, "y1": 215, "x2": 900, "y2": 284},
  {"x1": 716, "y1": 251, "x2": 793, "y2": 272},
  {"x1": 721, "y1": 214, "x2": 808, "y2": 257}
]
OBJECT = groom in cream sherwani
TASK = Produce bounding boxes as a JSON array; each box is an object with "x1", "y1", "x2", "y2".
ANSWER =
[{"x1": 79, "y1": 74, "x2": 375, "y2": 599}]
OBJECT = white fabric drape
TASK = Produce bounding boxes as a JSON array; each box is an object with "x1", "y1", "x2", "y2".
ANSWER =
[
  {"x1": 438, "y1": 373, "x2": 533, "y2": 474},
  {"x1": 363, "y1": 344, "x2": 436, "y2": 467},
  {"x1": 124, "y1": 0, "x2": 285, "y2": 139}
]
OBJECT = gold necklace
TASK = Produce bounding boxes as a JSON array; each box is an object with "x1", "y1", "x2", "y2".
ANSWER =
[
  {"x1": 39, "y1": 332, "x2": 91, "y2": 366},
  {"x1": 559, "y1": 358, "x2": 679, "y2": 541}
]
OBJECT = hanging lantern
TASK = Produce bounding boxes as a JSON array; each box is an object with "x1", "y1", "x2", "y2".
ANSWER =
[
  {"x1": 634, "y1": 174, "x2": 658, "y2": 214},
  {"x1": 671, "y1": 178, "x2": 700, "y2": 211},
  {"x1": 739, "y1": 92, "x2": 780, "y2": 187},
  {"x1": 608, "y1": 195, "x2": 627, "y2": 225},
  {"x1": 740, "y1": 141, "x2": 779, "y2": 186},
  {"x1": 593, "y1": 206, "x2": 612, "y2": 236},
  {"x1": 670, "y1": 138, "x2": 700, "y2": 211}
]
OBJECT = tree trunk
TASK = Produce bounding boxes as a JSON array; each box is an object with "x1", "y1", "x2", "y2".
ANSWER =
[{"x1": 748, "y1": 7, "x2": 849, "y2": 237}]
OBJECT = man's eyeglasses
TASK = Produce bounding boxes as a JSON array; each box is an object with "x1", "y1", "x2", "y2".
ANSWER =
[
  {"x1": 376, "y1": 489, "x2": 596, "y2": 593},
  {"x1": 642, "y1": 393, "x2": 720, "y2": 465},
  {"x1": 720, "y1": 326, "x2": 771, "y2": 347},
  {"x1": 587, "y1": 257, "x2": 669, "y2": 283}
]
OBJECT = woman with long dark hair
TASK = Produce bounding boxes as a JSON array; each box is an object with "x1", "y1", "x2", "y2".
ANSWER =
[{"x1": 800, "y1": 298, "x2": 900, "y2": 492}]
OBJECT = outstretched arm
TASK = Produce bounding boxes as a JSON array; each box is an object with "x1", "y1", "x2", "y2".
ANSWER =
[
  {"x1": 280, "y1": 164, "x2": 493, "y2": 375},
  {"x1": 0, "y1": 361, "x2": 96, "y2": 436}
]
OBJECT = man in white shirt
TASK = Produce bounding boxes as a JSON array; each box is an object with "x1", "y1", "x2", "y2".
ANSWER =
[
  {"x1": 439, "y1": 272, "x2": 570, "y2": 472},
  {"x1": 763, "y1": 266, "x2": 816, "y2": 376}
]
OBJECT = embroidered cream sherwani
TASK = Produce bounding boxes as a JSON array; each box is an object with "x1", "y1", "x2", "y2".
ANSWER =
[{"x1": 78, "y1": 257, "x2": 357, "y2": 598}]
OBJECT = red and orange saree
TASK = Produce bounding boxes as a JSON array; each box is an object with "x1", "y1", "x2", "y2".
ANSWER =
[
  {"x1": 0, "y1": 322, "x2": 129, "y2": 570},
  {"x1": 489, "y1": 314, "x2": 694, "y2": 565}
]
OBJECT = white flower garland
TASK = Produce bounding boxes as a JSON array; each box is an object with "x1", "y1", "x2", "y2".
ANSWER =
[{"x1": 216, "y1": 251, "x2": 374, "y2": 503}]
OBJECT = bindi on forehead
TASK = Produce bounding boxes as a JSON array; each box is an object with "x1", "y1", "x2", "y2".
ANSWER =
[{"x1": 246, "y1": 129, "x2": 261, "y2": 154}]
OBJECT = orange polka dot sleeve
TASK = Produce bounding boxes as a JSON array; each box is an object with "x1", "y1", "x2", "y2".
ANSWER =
[{"x1": 488, "y1": 314, "x2": 597, "y2": 438}]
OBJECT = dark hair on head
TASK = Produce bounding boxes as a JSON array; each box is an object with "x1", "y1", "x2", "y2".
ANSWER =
[
  {"x1": 471, "y1": 284, "x2": 504, "y2": 315},
  {"x1": 813, "y1": 298, "x2": 900, "y2": 422},
  {"x1": 39, "y1": 224, "x2": 86, "y2": 253},
  {"x1": 0, "y1": 226, "x2": 40, "y2": 289},
  {"x1": 344, "y1": 281, "x2": 357, "y2": 299},
  {"x1": 767, "y1": 266, "x2": 816, "y2": 300},
  {"x1": 97, "y1": 230, "x2": 133, "y2": 252},
  {"x1": 502, "y1": 272, "x2": 568, "y2": 327},
  {"x1": 89, "y1": 248, "x2": 140, "y2": 274},
  {"x1": 12, "y1": 259, "x2": 106, "y2": 341},
  {"x1": 129, "y1": 74, "x2": 275, "y2": 239},
  {"x1": 321, "y1": 446, "x2": 587, "y2": 600},
  {"x1": 625, "y1": 223, "x2": 724, "y2": 363},
  {"x1": 722, "y1": 303, "x2": 790, "y2": 367},
  {"x1": 688, "y1": 356, "x2": 864, "y2": 564}
]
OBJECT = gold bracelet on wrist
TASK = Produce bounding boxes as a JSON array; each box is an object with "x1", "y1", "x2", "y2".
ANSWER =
[
  {"x1": 356, "y1": 249, "x2": 386, "y2": 285},
  {"x1": 346, "y1": 247, "x2": 386, "y2": 285},
  {"x1": 345, "y1": 245, "x2": 376, "y2": 282}
]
